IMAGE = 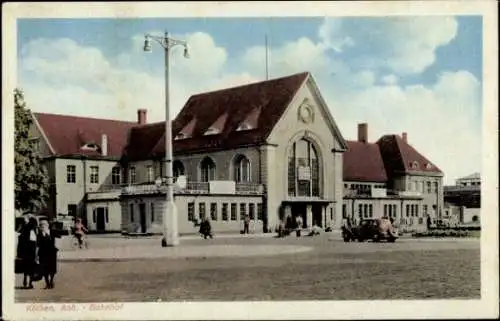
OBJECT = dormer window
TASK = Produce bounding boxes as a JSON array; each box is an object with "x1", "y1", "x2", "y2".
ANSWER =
[
  {"x1": 410, "y1": 161, "x2": 419, "y2": 169},
  {"x1": 81, "y1": 143, "x2": 99, "y2": 151},
  {"x1": 174, "y1": 133, "x2": 187, "y2": 140},
  {"x1": 425, "y1": 163, "x2": 433, "y2": 170},
  {"x1": 204, "y1": 127, "x2": 220, "y2": 136},
  {"x1": 236, "y1": 123, "x2": 252, "y2": 131}
]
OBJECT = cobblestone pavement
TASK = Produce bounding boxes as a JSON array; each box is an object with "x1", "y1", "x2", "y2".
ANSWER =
[{"x1": 15, "y1": 234, "x2": 480, "y2": 302}]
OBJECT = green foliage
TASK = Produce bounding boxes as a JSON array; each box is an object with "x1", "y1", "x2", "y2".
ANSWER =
[
  {"x1": 14, "y1": 88, "x2": 49, "y2": 214},
  {"x1": 412, "y1": 229, "x2": 479, "y2": 238}
]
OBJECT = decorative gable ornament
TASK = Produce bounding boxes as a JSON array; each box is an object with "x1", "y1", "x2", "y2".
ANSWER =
[{"x1": 298, "y1": 99, "x2": 314, "y2": 124}]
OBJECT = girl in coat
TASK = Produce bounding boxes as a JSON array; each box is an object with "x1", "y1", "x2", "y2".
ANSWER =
[{"x1": 37, "y1": 220, "x2": 60, "y2": 289}]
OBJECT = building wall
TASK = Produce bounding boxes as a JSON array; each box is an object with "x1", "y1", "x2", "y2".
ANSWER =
[
  {"x1": 127, "y1": 147, "x2": 262, "y2": 184},
  {"x1": 54, "y1": 158, "x2": 120, "y2": 217},
  {"x1": 405, "y1": 174, "x2": 443, "y2": 218},
  {"x1": 85, "y1": 200, "x2": 122, "y2": 232},
  {"x1": 266, "y1": 80, "x2": 345, "y2": 230},
  {"x1": 121, "y1": 194, "x2": 264, "y2": 235},
  {"x1": 343, "y1": 198, "x2": 427, "y2": 231}
]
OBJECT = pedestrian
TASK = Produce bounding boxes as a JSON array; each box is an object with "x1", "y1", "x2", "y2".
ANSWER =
[
  {"x1": 243, "y1": 214, "x2": 250, "y2": 234},
  {"x1": 37, "y1": 220, "x2": 61, "y2": 289},
  {"x1": 16, "y1": 216, "x2": 38, "y2": 289},
  {"x1": 295, "y1": 215, "x2": 303, "y2": 237}
]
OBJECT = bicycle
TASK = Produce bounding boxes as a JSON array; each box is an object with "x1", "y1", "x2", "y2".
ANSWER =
[{"x1": 71, "y1": 233, "x2": 89, "y2": 249}]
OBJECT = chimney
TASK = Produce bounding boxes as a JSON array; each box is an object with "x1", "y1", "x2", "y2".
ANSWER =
[
  {"x1": 101, "y1": 134, "x2": 108, "y2": 156},
  {"x1": 137, "y1": 109, "x2": 147, "y2": 125},
  {"x1": 357, "y1": 123, "x2": 368, "y2": 143},
  {"x1": 402, "y1": 132, "x2": 408, "y2": 143}
]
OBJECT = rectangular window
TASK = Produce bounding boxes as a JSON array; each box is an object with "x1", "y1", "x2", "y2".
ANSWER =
[
  {"x1": 130, "y1": 204, "x2": 134, "y2": 222},
  {"x1": 406, "y1": 204, "x2": 410, "y2": 217},
  {"x1": 433, "y1": 182, "x2": 439, "y2": 193},
  {"x1": 199, "y1": 203, "x2": 206, "y2": 220},
  {"x1": 188, "y1": 203, "x2": 195, "y2": 221},
  {"x1": 222, "y1": 203, "x2": 229, "y2": 221},
  {"x1": 257, "y1": 203, "x2": 263, "y2": 221},
  {"x1": 342, "y1": 204, "x2": 347, "y2": 219},
  {"x1": 392, "y1": 205, "x2": 397, "y2": 218},
  {"x1": 368, "y1": 204, "x2": 373, "y2": 218},
  {"x1": 330, "y1": 208, "x2": 333, "y2": 221},
  {"x1": 249, "y1": 203, "x2": 255, "y2": 220},
  {"x1": 231, "y1": 203, "x2": 237, "y2": 221},
  {"x1": 423, "y1": 204, "x2": 428, "y2": 215},
  {"x1": 147, "y1": 165, "x2": 154, "y2": 183},
  {"x1": 240, "y1": 203, "x2": 247, "y2": 219},
  {"x1": 383, "y1": 204, "x2": 387, "y2": 216},
  {"x1": 92, "y1": 209, "x2": 96, "y2": 223},
  {"x1": 287, "y1": 156, "x2": 296, "y2": 196},
  {"x1": 210, "y1": 203, "x2": 217, "y2": 221},
  {"x1": 358, "y1": 204, "x2": 363, "y2": 218},
  {"x1": 90, "y1": 166, "x2": 99, "y2": 184},
  {"x1": 426, "y1": 181, "x2": 431, "y2": 193},
  {"x1": 415, "y1": 205, "x2": 419, "y2": 217},
  {"x1": 129, "y1": 167, "x2": 136, "y2": 184},
  {"x1": 363, "y1": 204, "x2": 369, "y2": 218},
  {"x1": 112, "y1": 167, "x2": 121, "y2": 185},
  {"x1": 150, "y1": 203, "x2": 155, "y2": 222},
  {"x1": 66, "y1": 165, "x2": 76, "y2": 183},
  {"x1": 67, "y1": 204, "x2": 77, "y2": 217},
  {"x1": 105, "y1": 208, "x2": 109, "y2": 223}
]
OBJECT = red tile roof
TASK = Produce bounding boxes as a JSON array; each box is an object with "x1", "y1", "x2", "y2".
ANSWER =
[
  {"x1": 124, "y1": 72, "x2": 309, "y2": 160},
  {"x1": 343, "y1": 141, "x2": 388, "y2": 182},
  {"x1": 376, "y1": 134, "x2": 442, "y2": 175},
  {"x1": 34, "y1": 113, "x2": 136, "y2": 158}
]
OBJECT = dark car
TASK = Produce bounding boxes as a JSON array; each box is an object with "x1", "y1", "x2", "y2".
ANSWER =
[{"x1": 342, "y1": 218, "x2": 398, "y2": 243}]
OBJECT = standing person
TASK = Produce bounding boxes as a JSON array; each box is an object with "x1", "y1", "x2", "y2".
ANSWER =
[
  {"x1": 295, "y1": 215, "x2": 303, "y2": 237},
  {"x1": 243, "y1": 214, "x2": 250, "y2": 234},
  {"x1": 73, "y1": 218, "x2": 88, "y2": 249},
  {"x1": 17, "y1": 216, "x2": 38, "y2": 289},
  {"x1": 37, "y1": 220, "x2": 61, "y2": 289}
]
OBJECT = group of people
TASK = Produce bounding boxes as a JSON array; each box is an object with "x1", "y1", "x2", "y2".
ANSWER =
[
  {"x1": 16, "y1": 215, "x2": 88, "y2": 289},
  {"x1": 16, "y1": 215, "x2": 60, "y2": 289}
]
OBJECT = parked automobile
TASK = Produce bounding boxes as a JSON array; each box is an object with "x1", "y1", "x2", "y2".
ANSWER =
[{"x1": 342, "y1": 218, "x2": 398, "y2": 243}]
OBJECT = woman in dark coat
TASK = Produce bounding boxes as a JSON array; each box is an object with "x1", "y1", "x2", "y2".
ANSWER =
[
  {"x1": 17, "y1": 216, "x2": 38, "y2": 289},
  {"x1": 37, "y1": 220, "x2": 60, "y2": 289}
]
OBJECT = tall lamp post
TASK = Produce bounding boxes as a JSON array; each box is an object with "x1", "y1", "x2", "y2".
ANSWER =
[{"x1": 143, "y1": 32, "x2": 189, "y2": 247}]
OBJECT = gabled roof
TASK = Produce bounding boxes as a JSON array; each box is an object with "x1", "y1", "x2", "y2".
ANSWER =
[
  {"x1": 457, "y1": 172, "x2": 480, "y2": 180},
  {"x1": 34, "y1": 113, "x2": 136, "y2": 158},
  {"x1": 376, "y1": 134, "x2": 442, "y2": 175},
  {"x1": 125, "y1": 72, "x2": 309, "y2": 159},
  {"x1": 343, "y1": 141, "x2": 388, "y2": 182}
]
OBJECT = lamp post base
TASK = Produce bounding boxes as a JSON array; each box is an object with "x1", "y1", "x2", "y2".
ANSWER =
[{"x1": 162, "y1": 200, "x2": 179, "y2": 247}]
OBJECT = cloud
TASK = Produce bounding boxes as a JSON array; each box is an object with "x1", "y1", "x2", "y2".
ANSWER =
[
  {"x1": 381, "y1": 74, "x2": 398, "y2": 85},
  {"x1": 318, "y1": 17, "x2": 458, "y2": 74},
  {"x1": 326, "y1": 70, "x2": 481, "y2": 184}
]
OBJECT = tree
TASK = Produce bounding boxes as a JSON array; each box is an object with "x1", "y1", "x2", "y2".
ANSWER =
[{"x1": 14, "y1": 88, "x2": 49, "y2": 214}]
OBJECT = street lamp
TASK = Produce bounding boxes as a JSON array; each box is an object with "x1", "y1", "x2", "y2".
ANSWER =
[{"x1": 143, "y1": 32, "x2": 189, "y2": 247}]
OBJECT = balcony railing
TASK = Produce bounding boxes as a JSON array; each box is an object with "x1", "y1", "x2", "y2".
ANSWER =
[{"x1": 119, "y1": 181, "x2": 265, "y2": 196}]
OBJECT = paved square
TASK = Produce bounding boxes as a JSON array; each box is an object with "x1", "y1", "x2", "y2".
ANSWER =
[{"x1": 15, "y1": 235, "x2": 480, "y2": 302}]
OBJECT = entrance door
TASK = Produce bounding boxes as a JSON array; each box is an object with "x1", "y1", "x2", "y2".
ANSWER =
[
  {"x1": 312, "y1": 205, "x2": 323, "y2": 227},
  {"x1": 139, "y1": 203, "x2": 147, "y2": 233},
  {"x1": 96, "y1": 207, "x2": 106, "y2": 232}
]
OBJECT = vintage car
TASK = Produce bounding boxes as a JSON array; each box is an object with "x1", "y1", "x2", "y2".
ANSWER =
[{"x1": 342, "y1": 218, "x2": 398, "y2": 243}]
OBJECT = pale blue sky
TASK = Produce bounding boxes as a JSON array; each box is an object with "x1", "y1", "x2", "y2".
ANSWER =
[{"x1": 16, "y1": 16, "x2": 483, "y2": 182}]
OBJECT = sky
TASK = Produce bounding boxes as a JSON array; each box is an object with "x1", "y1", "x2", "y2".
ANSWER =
[{"x1": 17, "y1": 16, "x2": 483, "y2": 184}]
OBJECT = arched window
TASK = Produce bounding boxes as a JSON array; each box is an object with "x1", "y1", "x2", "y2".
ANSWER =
[
  {"x1": 200, "y1": 157, "x2": 216, "y2": 182},
  {"x1": 173, "y1": 160, "x2": 185, "y2": 179},
  {"x1": 287, "y1": 137, "x2": 320, "y2": 197},
  {"x1": 234, "y1": 155, "x2": 250, "y2": 182}
]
